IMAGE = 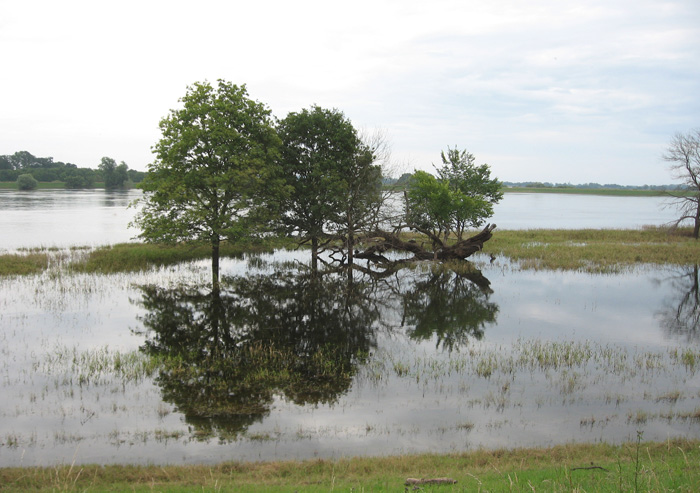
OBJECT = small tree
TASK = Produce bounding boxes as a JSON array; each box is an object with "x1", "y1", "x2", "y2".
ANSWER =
[
  {"x1": 16, "y1": 173, "x2": 38, "y2": 190},
  {"x1": 132, "y1": 80, "x2": 282, "y2": 290},
  {"x1": 436, "y1": 147, "x2": 503, "y2": 240},
  {"x1": 665, "y1": 129, "x2": 700, "y2": 239},
  {"x1": 404, "y1": 147, "x2": 502, "y2": 245}
]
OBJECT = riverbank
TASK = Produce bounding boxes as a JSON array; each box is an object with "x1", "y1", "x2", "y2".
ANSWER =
[{"x1": 2, "y1": 438, "x2": 698, "y2": 491}]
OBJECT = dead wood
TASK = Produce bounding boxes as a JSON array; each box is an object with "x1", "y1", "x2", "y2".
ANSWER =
[
  {"x1": 405, "y1": 477, "x2": 457, "y2": 486},
  {"x1": 356, "y1": 224, "x2": 496, "y2": 262}
]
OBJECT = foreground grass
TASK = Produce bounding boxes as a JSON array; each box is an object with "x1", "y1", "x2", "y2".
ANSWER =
[
  {"x1": 1, "y1": 439, "x2": 698, "y2": 491},
  {"x1": 483, "y1": 227, "x2": 700, "y2": 272}
]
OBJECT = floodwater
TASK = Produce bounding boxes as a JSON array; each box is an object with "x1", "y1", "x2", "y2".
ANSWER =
[
  {"x1": 0, "y1": 189, "x2": 682, "y2": 251},
  {"x1": 0, "y1": 189, "x2": 699, "y2": 466}
]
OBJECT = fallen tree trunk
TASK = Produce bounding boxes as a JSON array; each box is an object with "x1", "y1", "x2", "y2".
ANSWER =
[{"x1": 356, "y1": 224, "x2": 496, "y2": 262}]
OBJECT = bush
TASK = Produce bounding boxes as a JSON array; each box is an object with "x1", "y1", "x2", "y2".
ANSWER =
[{"x1": 16, "y1": 173, "x2": 38, "y2": 190}]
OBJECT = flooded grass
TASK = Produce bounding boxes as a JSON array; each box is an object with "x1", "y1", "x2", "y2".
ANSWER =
[
  {"x1": 0, "y1": 251, "x2": 49, "y2": 275},
  {"x1": 71, "y1": 236, "x2": 299, "y2": 274},
  {"x1": 484, "y1": 227, "x2": 700, "y2": 271}
]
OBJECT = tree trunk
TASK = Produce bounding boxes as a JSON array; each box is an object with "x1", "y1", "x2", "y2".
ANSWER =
[
  {"x1": 211, "y1": 236, "x2": 220, "y2": 293},
  {"x1": 355, "y1": 223, "x2": 496, "y2": 262},
  {"x1": 311, "y1": 236, "x2": 319, "y2": 270}
]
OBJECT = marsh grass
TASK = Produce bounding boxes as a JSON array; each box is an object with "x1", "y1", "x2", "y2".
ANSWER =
[
  {"x1": 0, "y1": 252, "x2": 49, "y2": 275},
  {"x1": 483, "y1": 227, "x2": 700, "y2": 271},
  {"x1": 71, "y1": 236, "x2": 299, "y2": 274},
  {"x1": 3, "y1": 228, "x2": 697, "y2": 277},
  {"x1": 2, "y1": 439, "x2": 699, "y2": 491}
]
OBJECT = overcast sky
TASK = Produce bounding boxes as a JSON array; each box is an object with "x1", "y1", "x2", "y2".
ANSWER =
[{"x1": 2, "y1": 0, "x2": 698, "y2": 184}]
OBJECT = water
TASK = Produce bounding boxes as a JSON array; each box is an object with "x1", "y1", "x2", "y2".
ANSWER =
[
  {"x1": 0, "y1": 189, "x2": 141, "y2": 251},
  {"x1": 0, "y1": 189, "x2": 681, "y2": 251},
  {"x1": 0, "y1": 190, "x2": 698, "y2": 466}
]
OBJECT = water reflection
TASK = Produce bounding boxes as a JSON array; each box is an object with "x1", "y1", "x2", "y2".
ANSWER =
[
  {"x1": 401, "y1": 268, "x2": 497, "y2": 350},
  {"x1": 135, "y1": 262, "x2": 498, "y2": 439},
  {"x1": 135, "y1": 269, "x2": 379, "y2": 440},
  {"x1": 659, "y1": 265, "x2": 700, "y2": 341}
]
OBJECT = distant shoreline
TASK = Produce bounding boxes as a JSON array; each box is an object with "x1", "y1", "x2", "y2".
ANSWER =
[
  {"x1": 0, "y1": 181, "x2": 688, "y2": 198},
  {"x1": 503, "y1": 186, "x2": 671, "y2": 197}
]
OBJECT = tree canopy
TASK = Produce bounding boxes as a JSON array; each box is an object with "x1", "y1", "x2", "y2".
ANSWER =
[
  {"x1": 277, "y1": 105, "x2": 382, "y2": 267},
  {"x1": 132, "y1": 80, "x2": 282, "y2": 289},
  {"x1": 404, "y1": 147, "x2": 502, "y2": 244}
]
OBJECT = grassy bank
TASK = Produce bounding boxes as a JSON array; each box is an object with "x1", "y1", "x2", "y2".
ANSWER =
[
  {"x1": 482, "y1": 226, "x2": 699, "y2": 272},
  {"x1": 503, "y1": 187, "x2": 681, "y2": 197},
  {"x1": 1, "y1": 439, "x2": 698, "y2": 491}
]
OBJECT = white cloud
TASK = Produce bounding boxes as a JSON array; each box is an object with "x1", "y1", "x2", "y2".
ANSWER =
[{"x1": 1, "y1": 0, "x2": 698, "y2": 184}]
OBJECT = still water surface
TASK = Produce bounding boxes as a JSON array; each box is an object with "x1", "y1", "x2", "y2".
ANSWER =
[
  {"x1": 0, "y1": 190, "x2": 698, "y2": 466},
  {"x1": 0, "y1": 189, "x2": 680, "y2": 251}
]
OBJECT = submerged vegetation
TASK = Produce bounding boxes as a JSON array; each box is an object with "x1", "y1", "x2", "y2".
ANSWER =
[
  {"x1": 483, "y1": 226, "x2": 700, "y2": 272},
  {"x1": 2, "y1": 226, "x2": 697, "y2": 277}
]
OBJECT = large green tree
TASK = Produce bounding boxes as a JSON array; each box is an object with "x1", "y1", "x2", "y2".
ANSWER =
[
  {"x1": 277, "y1": 106, "x2": 380, "y2": 268},
  {"x1": 132, "y1": 80, "x2": 281, "y2": 290}
]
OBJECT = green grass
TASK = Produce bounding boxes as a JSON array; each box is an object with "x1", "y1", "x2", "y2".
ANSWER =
[
  {"x1": 483, "y1": 227, "x2": 700, "y2": 272},
  {"x1": 1, "y1": 439, "x2": 698, "y2": 491},
  {"x1": 71, "y1": 237, "x2": 299, "y2": 274},
  {"x1": 0, "y1": 252, "x2": 50, "y2": 275}
]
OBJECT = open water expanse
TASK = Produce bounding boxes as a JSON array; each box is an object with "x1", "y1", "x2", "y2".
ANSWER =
[{"x1": 1, "y1": 189, "x2": 699, "y2": 466}]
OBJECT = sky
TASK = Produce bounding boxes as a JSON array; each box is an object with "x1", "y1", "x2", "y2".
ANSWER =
[{"x1": 2, "y1": 0, "x2": 699, "y2": 185}]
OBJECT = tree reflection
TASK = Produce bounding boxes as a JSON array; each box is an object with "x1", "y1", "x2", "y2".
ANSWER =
[
  {"x1": 135, "y1": 269, "x2": 378, "y2": 440},
  {"x1": 399, "y1": 265, "x2": 498, "y2": 350},
  {"x1": 135, "y1": 259, "x2": 499, "y2": 439},
  {"x1": 659, "y1": 265, "x2": 700, "y2": 342}
]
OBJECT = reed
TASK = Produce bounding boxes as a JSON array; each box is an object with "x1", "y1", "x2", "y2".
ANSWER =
[
  {"x1": 0, "y1": 252, "x2": 49, "y2": 276},
  {"x1": 484, "y1": 227, "x2": 700, "y2": 271}
]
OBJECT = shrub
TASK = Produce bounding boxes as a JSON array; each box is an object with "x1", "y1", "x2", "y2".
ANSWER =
[{"x1": 16, "y1": 173, "x2": 38, "y2": 190}]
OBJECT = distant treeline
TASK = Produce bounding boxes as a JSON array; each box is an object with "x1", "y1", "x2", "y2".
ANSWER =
[
  {"x1": 0, "y1": 151, "x2": 146, "y2": 189},
  {"x1": 501, "y1": 181, "x2": 687, "y2": 191},
  {"x1": 382, "y1": 173, "x2": 686, "y2": 191}
]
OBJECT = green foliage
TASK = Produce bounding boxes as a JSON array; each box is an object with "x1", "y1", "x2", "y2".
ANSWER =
[
  {"x1": 277, "y1": 106, "x2": 381, "y2": 264},
  {"x1": 63, "y1": 168, "x2": 96, "y2": 189},
  {"x1": 131, "y1": 80, "x2": 282, "y2": 288},
  {"x1": 16, "y1": 173, "x2": 38, "y2": 190},
  {"x1": 99, "y1": 156, "x2": 131, "y2": 189},
  {"x1": 405, "y1": 147, "x2": 502, "y2": 243},
  {"x1": 436, "y1": 146, "x2": 503, "y2": 238}
]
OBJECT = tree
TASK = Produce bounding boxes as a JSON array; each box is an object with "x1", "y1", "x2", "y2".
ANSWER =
[
  {"x1": 16, "y1": 173, "x2": 38, "y2": 190},
  {"x1": 664, "y1": 129, "x2": 700, "y2": 239},
  {"x1": 277, "y1": 106, "x2": 374, "y2": 268},
  {"x1": 436, "y1": 146, "x2": 503, "y2": 240},
  {"x1": 404, "y1": 147, "x2": 502, "y2": 246},
  {"x1": 132, "y1": 80, "x2": 282, "y2": 290},
  {"x1": 333, "y1": 133, "x2": 384, "y2": 266},
  {"x1": 98, "y1": 157, "x2": 117, "y2": 188}
]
